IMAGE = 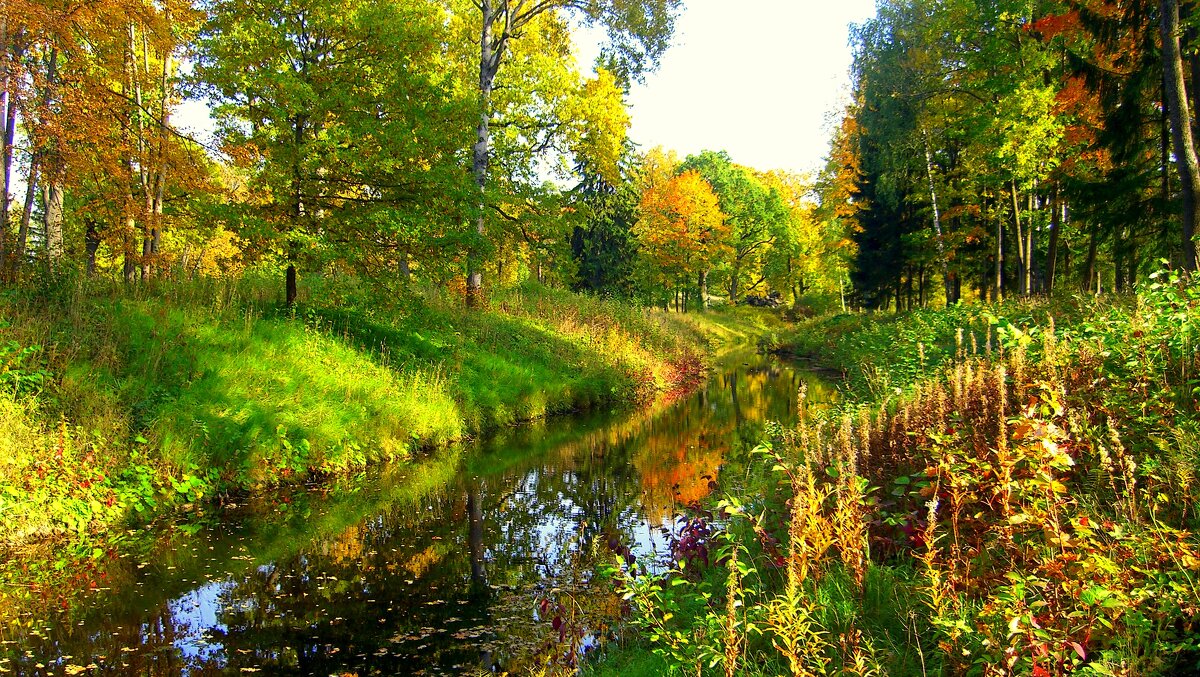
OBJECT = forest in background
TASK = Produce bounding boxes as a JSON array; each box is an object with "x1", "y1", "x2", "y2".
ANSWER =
[
  {"x1": 841, "y1": 0, "x2": 1200, "y2": 310},
  {"x1": 3, "y1": 1, "x2": 1200, "y2": 316},
  {"x1": 0, "y1": 0, "x2": 854, "y2": 313}
]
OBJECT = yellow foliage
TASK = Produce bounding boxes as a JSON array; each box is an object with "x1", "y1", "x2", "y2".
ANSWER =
[
  {"x1": 635, "y1": 170, "x2": 730, "y2": 279},
  {"x1": 565, "y1": 68, "x2": 630, "y2": 185}
]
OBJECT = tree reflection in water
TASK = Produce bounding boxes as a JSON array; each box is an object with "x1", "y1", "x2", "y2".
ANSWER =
[{"x1": 0, "y1": 350, "x2": 834, "y2": 675}]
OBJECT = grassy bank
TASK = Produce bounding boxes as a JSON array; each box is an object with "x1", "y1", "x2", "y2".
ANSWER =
[
  {"x1": 0, "y1": 276, "x2": 777, "y2": 547},
  {"x1": 597, "y1": 271, "x2": 1200, "y2": 676}
]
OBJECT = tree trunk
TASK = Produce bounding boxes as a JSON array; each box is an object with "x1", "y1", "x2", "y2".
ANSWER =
[
  {"x1": 1164, "y1": 77, "x2": 1173, "y2": 216},
  {"x1": 13, "y1": 158, "x2": 35, "y2": 275},
  {"x1": 286, "y1": 113, "x2": 306, "y2": 307},
  {"x1": 123, "y1": 231, "x2": 137, "y2": 283},
  {"x1": 1114, "y1": 227, "x2": 1127, "y2": 293},
  {"x1": 918, "y1": 263, "x2": 926, "y2": 308},
  {"x1": 467, "y1": 0, "x2": 498, "y2": 308},
  {"x1": 0, "y1": 23, "x2": 17, "y2": 276},
  {"x1": 995, "y1": 206, "x2": 1004, "y2": 300},
  {"x1": 697, "y1": 269, "x2": 707, "y2": 311},
  {"x1": 1186, "y1": 3, "x2": 1200, "y2": 141},
  {"x1": 151, "y1": 34, "x2": 170, "y2": 271},
  {"x1": 1128, "y1": 230, "x2": 1140, "y2": 289},
  {"x1": 1161, "y1": 0, "x2": 1200, "y2": 271},
  {"x1": 286, "y1": 264, "x2": 297, "y2": 306},
  {"x1": 85, "y1": 218, "x2": 100, "y2": 276},
  {"x1": 1046, "y1": 189, "x2": 1062, "y2": 295},
  {"x1": 44, "y1": 181, "x2": 64, "y2": 265},
  {"x1": 1025, "y1": 192, "x2": 1034, "y2": 295},
  {"x1": 923, "y1": 129, "x2": 951, "y2": 303},
  {"x1": 178, "y1": 243, "x2": 191, "y2": 280},
  {"x1": 39, "y1": 47, "x2": 65, "y2": 268},
  {"x1": 1083, "y1": 221, "x2": 1099, "y2": 293},
  {"x1": 1010, "y1": 181, "x2": 1028, "y2": 296},
  {"x1": 141, "y1": 225, "x2": 153, "y2": 281}
]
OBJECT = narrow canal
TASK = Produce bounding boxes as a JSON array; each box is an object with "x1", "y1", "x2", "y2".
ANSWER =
[{"x1": 0, "y1": 349, "x2": 835, "y2": 676}]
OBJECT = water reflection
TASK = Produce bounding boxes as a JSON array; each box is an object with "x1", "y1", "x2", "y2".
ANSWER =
[{"x1": 0, "y1": 351, "x2": 834, "y2": 675}]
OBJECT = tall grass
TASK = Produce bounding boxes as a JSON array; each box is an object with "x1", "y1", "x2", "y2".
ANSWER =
[
  {"x1": 607, "y1": 270, "x2": 1200, "y2": 676},
  {"x1": 0, "y1": 274, "x2": 752, "y2": 547}
]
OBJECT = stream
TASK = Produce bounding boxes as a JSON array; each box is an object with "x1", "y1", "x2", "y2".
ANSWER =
[{"x1": 0, "y1": 349, "x2": 835, "y2": 676}]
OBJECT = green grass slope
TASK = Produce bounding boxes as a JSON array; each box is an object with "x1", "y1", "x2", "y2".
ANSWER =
[{"x1": 0, "y1": 278, "x2": 768, "y2": 546}]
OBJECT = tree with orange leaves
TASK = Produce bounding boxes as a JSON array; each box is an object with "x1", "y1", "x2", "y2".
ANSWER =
[
  {"x1": 1, "y1": 0, "x2": 207, "y2": 278},
  {"x1": 634, "y1": 169, "x2": 729, "y2": 310}
]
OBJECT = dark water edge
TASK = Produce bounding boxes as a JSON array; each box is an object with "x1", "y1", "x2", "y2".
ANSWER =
[{"x1": 0, "y1": 349, "x2": 835, "y2": 676}]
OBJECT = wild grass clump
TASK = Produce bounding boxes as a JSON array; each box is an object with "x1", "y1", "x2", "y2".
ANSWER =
[
  {"x1": 610, "y1": 269, "x2": 1200, "y2": 676},
  {"x1": 776, "y1": 295, "x2": 1096, "y2": 402}
]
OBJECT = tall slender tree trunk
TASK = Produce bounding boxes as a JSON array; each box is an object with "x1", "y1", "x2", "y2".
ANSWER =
[
  {"x1": 1161, "y1": 0, "x2": 1200, "y2": 271},
  {"x1": 39, "y1": 47, "x2": 65, "y2": 268},
  {"x1": 697, "y1": 269, "x2": 708, "y2": 311},
  {"x1": 918, "y1": 263, "x2": 926, "y2": 308},
  {"x1": 286, "y1": 264, "x2": 297, "y2": 306},
  {"x1": 123, "y1": 223, "x2": 137, "y2": 283},
  {"x1": 1129, "y1": 234, "x2": 1140, "y2": 287},
  {"x1": 85, "y1": 218, "x2": 100, "y2": 276},
  {"x1": 13, "y1": 157, "x2": 35, "y2": 275},
  {"x1": 1115, "y1": 227, "x2": 1128, "y2": 293},
  {"x1": 131, "y1": 25, "x2": 153, "y2": 282},
  {"x1": 923, "y1": 129, "x2": 950, "y2": 303},
  {"x1": 44, "y1": 181, "x2": 64, "y2": 265},
  {"x1": 1046, "y1": 189, "x2": 1062, "y2": 295},
  {"x1": 1010, "y1": 181, "x2": 1028, "y2": 296},
  {"x1": 150, "y1": 24, "x2": 170, "y2": 269},
  {"x1": 1083, "y1": 221, "x2": 1099, "y2": 293},
  {"x1": 1025, "y1": 191, "x2": 1034, "y2": 295},
  {"x1": 1185, "y1": 4, "x2": 1200, "y2": 141},
  {"x1": 995, "y1": 205, "x2": 1004, "y2": 299},
  {"x1": 0, "y1": 19, "x2": 16, "y2": 276},
  {"x1": 467, "y1": 1, "x2": 498, "y2": 308},
  {"x1": 286, "y1": 114, "x2": 306, "y2": 306},
  {"x1": 125, "y1": 157, "x2": 139, "y2": 283},
  {"x1": 1164, "y1": 77, "x2": 1174, "y2": 219}
]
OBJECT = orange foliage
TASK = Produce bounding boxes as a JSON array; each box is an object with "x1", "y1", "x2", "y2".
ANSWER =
[{"x1": 635, "y1": 170, "x2": 730, "y2": 280}]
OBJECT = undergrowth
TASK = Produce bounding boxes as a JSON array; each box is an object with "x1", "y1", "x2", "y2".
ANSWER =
[{"x1": 602, "y1": 269, "x2": 1200, "y2": 676}]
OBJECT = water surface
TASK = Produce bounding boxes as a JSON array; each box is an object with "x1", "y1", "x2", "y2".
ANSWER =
[{"x1": 0, "y1": 349, "x2": 833, "y2": 676}]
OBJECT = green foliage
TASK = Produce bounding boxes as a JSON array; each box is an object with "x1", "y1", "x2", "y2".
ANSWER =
[
  {"x1": 0, "y1": 276, "x2": 729, "y2": 547},
  {"x1": 571, "y1": 156, "x2": 642, "y2": 297},
  {"x1": 0, "y1": 325, "x2": 51, "y2": 396},
  {"x1": 843, "y1": 0, "x2": 1183, "y2": 307},
  {"x1": 677, "y1": 150, "x2": 788, "y2": 302},
  {"x1": 193, "y1": 0, "x2": 474, "y2": 291}
]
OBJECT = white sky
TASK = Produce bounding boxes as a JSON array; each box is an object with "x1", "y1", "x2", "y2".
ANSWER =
[
  {"x1": 591, "y1": 0, "x2": 878, "y2": 175},
  {"x1": 175, "y1": 0, "x2": 878, "y2": 176}
]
